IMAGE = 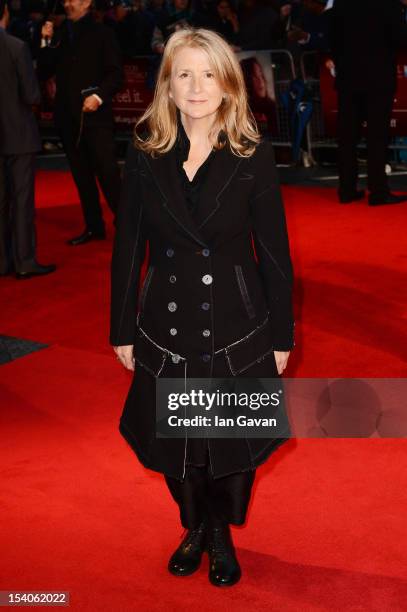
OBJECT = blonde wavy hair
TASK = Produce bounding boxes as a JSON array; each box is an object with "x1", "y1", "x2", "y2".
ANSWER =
[{"x1": 134, "y1": 27, "x2": 261, "y2": 157}]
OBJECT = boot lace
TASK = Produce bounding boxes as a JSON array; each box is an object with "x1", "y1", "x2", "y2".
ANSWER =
[
  {"x1": 179, "y1": 523, "x2": 205, "y2": 552},
  {"x1": 207, "y1": 527, "x2": 230, "y2": 559}
]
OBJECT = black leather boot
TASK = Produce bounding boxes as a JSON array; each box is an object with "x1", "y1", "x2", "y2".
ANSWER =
[
  {"x1": 206, "y1": 524, "x2": 241, "y2": 587},
  {"x1": 168, "y1": 522, "x2": 206, "y2": 576}
]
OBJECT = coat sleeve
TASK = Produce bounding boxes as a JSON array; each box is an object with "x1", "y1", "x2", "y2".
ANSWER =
[
  {"x1": 250, "y1": 140, "x2": 295, "y2": 351},
  {"x1": 93, "y1": 27, "x2": 123, "y2": 103},
  {"x1": 109, "y1": 145, "x2": 147, "y2": 346}
]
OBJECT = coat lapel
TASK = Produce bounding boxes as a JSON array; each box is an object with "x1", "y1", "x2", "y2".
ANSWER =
[
  {"x1": 193, "y1": 144, "x2": 245, "y2": 231},
  {"x1": 140, "y1": 142, "x2": 244, "y2": 247}
]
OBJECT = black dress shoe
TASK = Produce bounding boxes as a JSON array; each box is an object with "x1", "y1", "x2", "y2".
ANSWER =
[
  {"x1": 368, "y1": 192, "x2": 407, "y2": 206},
  {"x1": 339, "y1": 190, "x2": 365, "y2": 204},
  {"x1": 207, "y1": 524, "x2": 241, "y2": 587},
  {"x1": 168, "y1": 522, "x2": 206, "y2": 576},
  {"x1": 67, "y1": 230, "x2": 106, "y2": 246},
  {"x1": 16, "y1": 263, "x2": 56, "y2": 279}
]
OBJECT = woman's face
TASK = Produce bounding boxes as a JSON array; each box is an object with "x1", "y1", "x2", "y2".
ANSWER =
[
  {"x1": 169, "y1": 47, "x2": 225, "y2": 122},
  {"x1": 252, "y1": 61, "x2": 267, "y2": 98}
]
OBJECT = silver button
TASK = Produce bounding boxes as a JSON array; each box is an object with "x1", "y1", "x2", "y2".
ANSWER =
[
  {"x1": 166, "y1": 248, "x2": 174, "y2": 257},
  {"x1": 202, "y1": 274, "x2": 213, "y2": 285},
  {"x1": 169, "y1": 275, "x2": 176, "y2": 283},
  {"x1": 202, "y1": 353, "x2": 211, "y2": 362},
  {"x1": 202, "y1": 329, "x2": 211, "y2": 337},
  {"x1": 201, "y1": 302, "x2": 210, "y2": 310},
  {"x1": 171, "y1": 353, "x2": 181, "y2": 364},
  {"x1": 170, "y1": 328, "x2": 177, "y2": 336},
  {"x1": 202, "y1": 248, "x2": 210, "y2": 257},
  {"x1": 168, "y1": 301, "x2": 177, "y2": 312}
]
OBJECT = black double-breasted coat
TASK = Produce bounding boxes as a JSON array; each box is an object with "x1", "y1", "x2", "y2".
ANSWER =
[{"x1": 110, "y1": 134, "x2": 294, "y2": 482}]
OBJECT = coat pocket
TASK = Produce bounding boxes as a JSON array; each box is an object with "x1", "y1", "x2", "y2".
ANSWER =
[
  {"x1": 133, "y1": 328, "x2": 168, "y2": 377},
  {"x1": 224, "y1": 317, "x2": 277, "y2": 376},
  {"x1": 234, "y1": 265, "x2": 256, "y2": 320},
  {"x1": 138, "y1": 265, "x2": 154, "y2": 313}
]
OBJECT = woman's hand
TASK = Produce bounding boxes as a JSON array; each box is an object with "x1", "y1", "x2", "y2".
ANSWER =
[
  {"x1": 113, "y1": 345, "x2": 135, "y2": 371},
  {"x1": 274, "y1": 350, "x2": 290, "y2": 375}
]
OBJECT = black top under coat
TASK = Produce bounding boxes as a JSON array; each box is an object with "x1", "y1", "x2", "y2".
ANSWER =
[{"x1": 174, "y1": 111, "x2": 225, "y2": 216}]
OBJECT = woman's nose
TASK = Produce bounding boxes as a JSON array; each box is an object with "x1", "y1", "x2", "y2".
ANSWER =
[{"x1": 190, "y1": 77, "x2": 203, "y2": 94}]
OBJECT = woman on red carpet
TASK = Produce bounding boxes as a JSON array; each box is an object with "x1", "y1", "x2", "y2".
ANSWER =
[{"x1": 110, "y1": 27, "x2": 294, "y2": 587}]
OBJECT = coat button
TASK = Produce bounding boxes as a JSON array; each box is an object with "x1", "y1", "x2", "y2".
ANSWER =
[
  {"x1": 202, "y1": 248, "x2": 210, "y2": 257},
  {"x1": 170, "y1": 328, "x2": 177, "y2": 335},
  {"x1": 171, "y1": 353, "x2": 181, "y2": 364},
  {"x1": 202, "y1": 353, "x2": 211, "y2": 362},
  {"x1": 166, "y1": 248, "x2": 174, "y2": 257},
  {"x1": 201, "y1": 302, "x2": 210, "y2": 310},
  {"x1": 168, "y1": 301, "x2": 177, "y2": 312},
  {"x1": 202, "y1": 274, "x2": 213, "y2": 285},
  {"x1": 169, "y1": 275, "x2": 176, "y2": 283},
  {"x1": 202, "y1": 329, "x2": 211, "y2": 337}
]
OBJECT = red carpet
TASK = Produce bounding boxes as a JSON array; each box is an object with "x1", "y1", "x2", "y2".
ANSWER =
[{"x1": 0, "y1": 169, "x2": 406, "y2": 610}]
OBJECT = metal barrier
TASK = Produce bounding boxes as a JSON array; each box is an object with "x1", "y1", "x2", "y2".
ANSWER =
[
  {"x1": 267, "y1": 49, "x2": 297, "y2": 149},
  {"x1": 300, "y1": 50, "x2": 336, "y2": 162}
]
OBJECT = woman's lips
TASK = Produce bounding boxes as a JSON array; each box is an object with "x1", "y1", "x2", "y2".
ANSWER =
[{"x1": 188, "y1": 100, "x2": 207, "y2": 103}]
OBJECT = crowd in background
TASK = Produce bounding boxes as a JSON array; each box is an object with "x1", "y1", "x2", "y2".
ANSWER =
[
  {"x1": 2, "y1": 0, "x2": 406, "y2": 282},
  {"x1": 7, "y1": 0, "x2": 332, "y2": 60}
]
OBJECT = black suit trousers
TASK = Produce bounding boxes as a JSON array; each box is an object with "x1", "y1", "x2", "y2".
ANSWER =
[
  {"x1": 57, "y1": 117, "x2": 121, "y2": 232},
  {"x1": 337, "y1": 88, "x2": 394, "y2": 198},
  {"x1": 0, "y1": 154, "x2": 36, "y2": 273}
]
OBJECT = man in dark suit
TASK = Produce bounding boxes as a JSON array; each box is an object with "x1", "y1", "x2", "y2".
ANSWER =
[
  {"x1": 330, "y1": 0, "x2": 407, "y2": 205},
  {"x1": 38, "y1": 0, "x2": 124, "y2": 245},
  {"x1": 0, "y1": 0, "x2": 56, "y2": 278}
]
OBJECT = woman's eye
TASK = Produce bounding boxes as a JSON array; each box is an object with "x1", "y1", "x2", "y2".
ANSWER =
[
  {"x1": 206, "y1": 72, "x2": 214, "y2": 78},
  {"x1": 179, "y1": 73, "x2": 189, "y2": 78}
]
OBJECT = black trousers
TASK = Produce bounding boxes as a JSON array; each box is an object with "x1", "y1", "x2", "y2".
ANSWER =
[
  {"x1": 0, "y1": 153, "x2": 36, "y2": 274},
  {"x1": 57, "y1": 118, "x2": 121, "y2": 233},
  {"x1": 164, "y1": 443, "x2": 256, "y2": 530},
  {"x1": 337, "y1": 88, "x2": 394, "y2": 198}
]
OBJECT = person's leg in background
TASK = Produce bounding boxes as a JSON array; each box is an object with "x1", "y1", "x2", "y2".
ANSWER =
[
  {"x1": 336, "y1": 89, "x2": 366, "y2": 204},
  {"x1": 367, "y1": 90, "x2": 407, "y2": 206},
  {"x1": 8, "y1": 154, "x2": 36, "y2": 273},
  {"x1": 58, "y1": 120, "x2": 106, "y2": 243},
  {"x1": 3, "y1": 154, "x2": 56, "y2": 278},
  {"x1": 0, "y1": 156, "x2": 12, "y2": 275},
  {"x1": 85, "y1": 126, "x2": 121, "y2": 221}
]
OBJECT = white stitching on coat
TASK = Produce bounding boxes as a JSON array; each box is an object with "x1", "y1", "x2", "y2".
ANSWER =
[
  {"x1": 256, "y1": 235, "x2": 290, "y2": 282},
  {"x1": 214, "y1": 314, "x2": 269, "y2": 354}
]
